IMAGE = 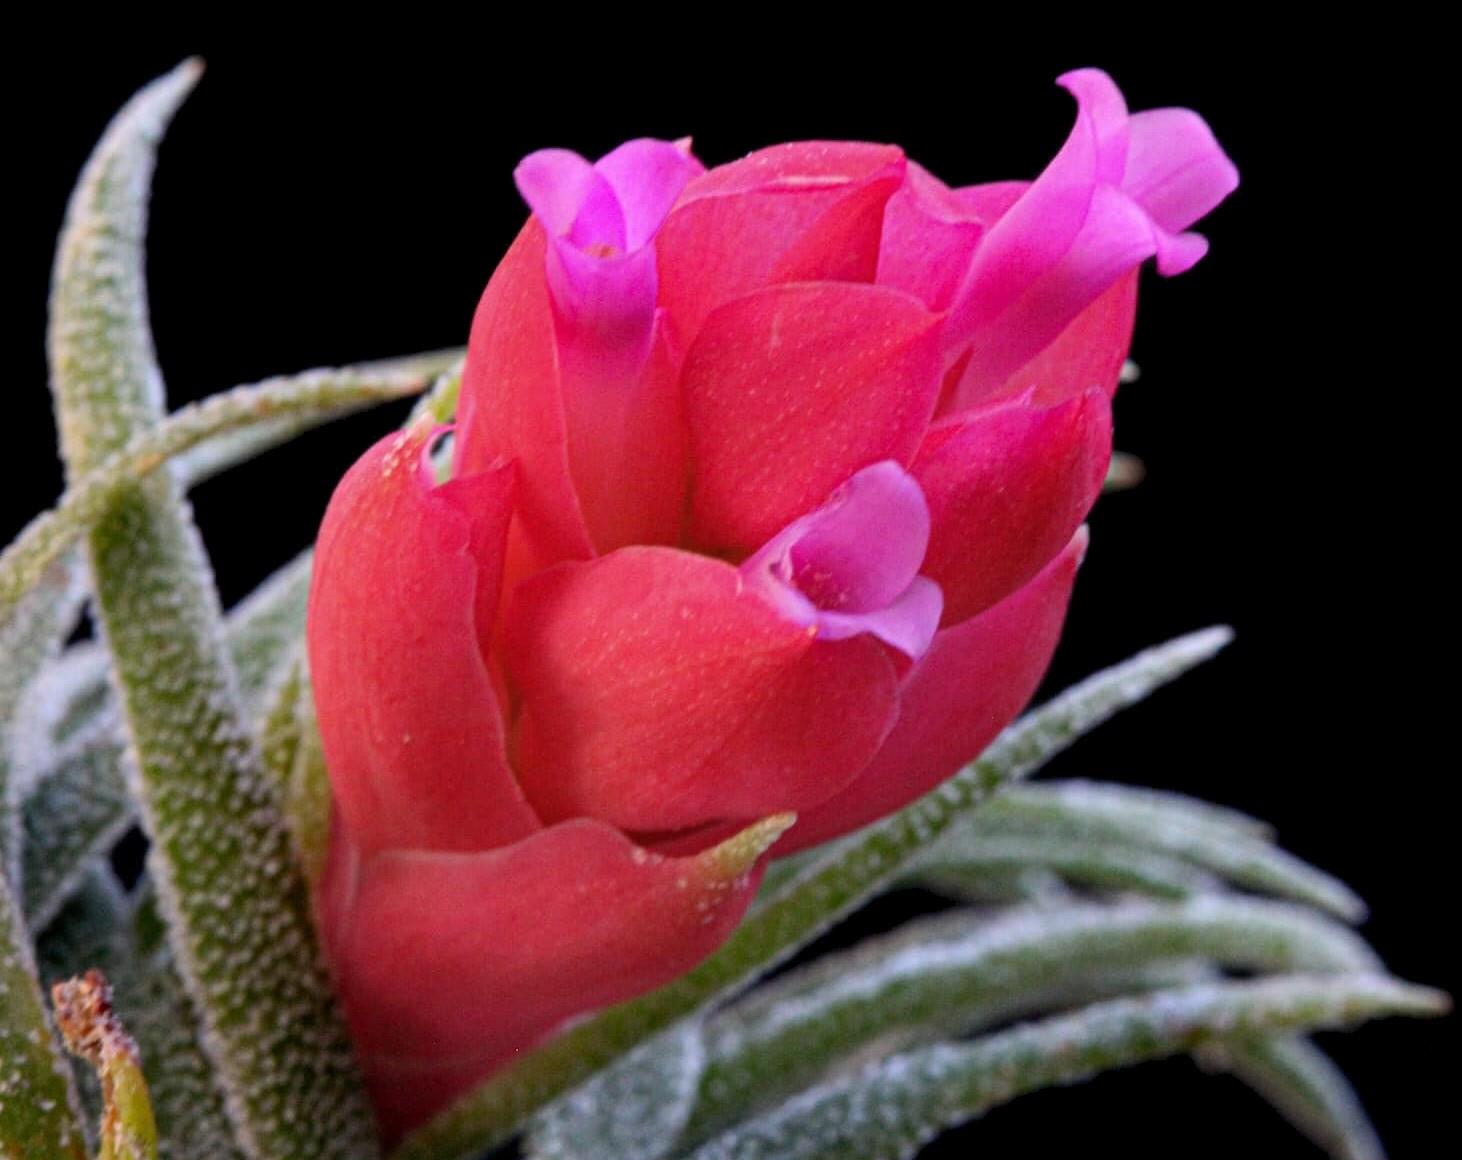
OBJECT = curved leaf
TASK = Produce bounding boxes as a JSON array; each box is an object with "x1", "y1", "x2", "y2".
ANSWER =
[
  {"x1": 525, "y1": 1024, "x2": 706, "y2": 1160},
  {"x1": 949, "y1": 781, "x2": 1366, "y2": 919},
  {"x1": 685, "y1": 975, "x2": 1448, "y2": 1160},
  {"x1": 1199, "y1": 1035, "x2": 1385, "y2": 1160},
  {"x1": 1, "y1": 870, "x2": 87, "y2": 1158},
  {"x1": 917, "y1": 831, "x2": 1220, "y2": 900},
  {"x1": 48, "y1": 60, "x2": 375, "y2": 1159},
  {"x1": 1, "y1": 356, "x2": 451, "y2": 626},
  {"x1": 21, "y1": 738, "x2": 133, "y2": 932},
  {"x1": 1, "y1": 556, "x2": 85, "y2": 881},
  {"x1": 679, "y1": 896, "x2": 1380, "y2": 1147},
  {"x1": 257, "y1": 656, "x2": 331, "y2": 885},
  {"x1": 18, "y1": 551, "x2": 314, "y2": 934}
]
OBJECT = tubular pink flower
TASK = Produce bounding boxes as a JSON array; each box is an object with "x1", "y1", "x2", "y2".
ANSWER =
[{"x1": 941, "y1": 68, "x2": 1239, "y2": 408}]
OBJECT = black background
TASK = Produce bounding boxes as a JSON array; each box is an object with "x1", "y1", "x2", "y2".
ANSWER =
[{"x1": 8, "y1": 34, "x2": 1453, "y2": 1159}]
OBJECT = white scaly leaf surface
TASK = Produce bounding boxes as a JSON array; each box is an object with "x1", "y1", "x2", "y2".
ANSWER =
[
  {"x1": 0, "y1": 869, "x2": 87, "y2": 1157},
  {"x1": 676, "y1": 896, "x2": 1380, "y2": 1149},
  {"x1": 47, "y1": 59, "x2": 376, "y2": 1159},
  {"x1": 18, "y1": 550, "x2": 312, "y2": 933},
  {"x1": 684, "y1": 975, "x2": 1448, "y2": 1160}
]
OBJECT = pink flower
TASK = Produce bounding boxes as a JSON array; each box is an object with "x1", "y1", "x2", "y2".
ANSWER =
[{"x1": 307, "y1": 68, "x2": 1237, "y2": 1139}]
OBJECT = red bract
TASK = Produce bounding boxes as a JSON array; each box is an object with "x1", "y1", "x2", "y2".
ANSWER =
[{"x1": 307, "y1": 68, "x2": 1237, "y2": 1139}]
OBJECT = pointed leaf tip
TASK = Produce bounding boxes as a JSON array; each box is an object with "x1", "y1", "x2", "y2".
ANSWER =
[{"x1": 699, "y1": 814, "x2": 798, "y2": 880}]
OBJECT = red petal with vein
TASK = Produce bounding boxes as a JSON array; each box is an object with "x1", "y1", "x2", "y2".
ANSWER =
[
  {"x1": 916, "y1": 390, "x2": 1110, "y2": 626},
  {"x1": 506, "y1": 547, "x2": 899, "y2": 832},
  {"x1": 684, "y1": 282, "x2": 943, "y2": 555},
  {"x1": 307, "y1": 425, "x2": 540, "y2": 857},
  {"x1": 455, "y1": 219, "x2": 594, "y2": 570},
  {"x1": 330, "y1": 818, "x2": 779, "y2": 1139},
  {"x1": 779, "y1": 532, "x2": 1084, "y2": 854},
  {"x1": 657, "y1": 142, "x2": 905, "y2": 346}
]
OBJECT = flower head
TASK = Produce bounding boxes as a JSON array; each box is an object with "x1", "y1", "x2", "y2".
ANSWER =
[{"x1": 307, "y1": 68, "x2": 1237, "y2": 1138}]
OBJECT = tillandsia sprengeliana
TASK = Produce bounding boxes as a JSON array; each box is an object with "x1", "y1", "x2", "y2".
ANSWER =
[{"x1": 0, "y1": 59, "x2": 1448, "y2": 1160}]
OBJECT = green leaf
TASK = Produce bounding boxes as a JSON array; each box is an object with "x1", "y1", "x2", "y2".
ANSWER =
[
  {"x1": 1, "y1": 555, "x2": 85, "y2": 881},
  {"x1": 392, "y1": 626, "x2": 1232, "y2": 1160},
  {"x1": 171, "y1": 349, "x2": 460, "y2": 487},
  {"x1": 40, "y1": 875, "x2": 245, "y2": 1160},
  {"x1": 684, "y1": 975, "x2": 1449, "y2": 1160},
  {"x1": 1, "y1": 356, "x2": 452, "y2": 626},
  {"x1": 525, "y1": 1023, "x2": 706, "y2": 1160},
  {"x1": 257, "y1": 657, "x2": 332, "y2": 885},
  {"x1": 224, "y1": 552, "x2": 314, "y2": 714},
  {"x1": 21, "y1": 738, "x2": 133, "y2": 932},
  {"x1": 0, "y1": 870, "x2": 88, "y2": 1159},
  {"x1": 1198, "y1": 1034, "x2": 1385, "y2": 1160},
  {"x1": 916, "y1": 831, "x2": 1221, "y2": 900},
  {"x1": 940, "y1": 780, "x2": 1366, "y2": 920},
  {"x1": 409, "y1": 361, "x2": 464, "y2": 425},
  {"x1": 18, "y1": 551, "x2": 314, "y2": 934},
  {"x1": 48, "y1": 60, "x2": 375, "y2": 1159},
  {"x1": 677, "y1": 896, "x2": 1380, "y2": 1149}
]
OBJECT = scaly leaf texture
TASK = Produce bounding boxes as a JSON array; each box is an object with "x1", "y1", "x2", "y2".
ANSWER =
[
  {"x1": 22, "y1": 738, "x2": 133, "y2": 932},
  {"x1": 942, "y1": 781, "x2": 1365, "y2": 920},
  {"x1": 19, "y1": 551, "x2": 313, "y2": 934},
  {"x1": 256, "y1": 655, "x2": 332, "y2": 885},
  {"x1": 684, "y1": 975, "x2": 1449, "y2": 1160},
  {"x1": 40, "y1": 875, "x2": 244, "y2": 1160},
  {"x1": 528, "y1": 955, "x2": 1203, "y2": 1160},
  {"x1": 525, "y1": 1023, "x2": 707, "y2": 1160},
  {"x1": 677, "y1": 896, "x2": 1380, "y2": 1148},
  {"x1": 0, "y1": 357, "x2": 451, "y2": 626},
  {"x1": 170, "y1": 349, "x2": 460, "y2": 487},
  {"x1": 47, "y1": 60, "x2": 376, "y2": 1159},
  {"x1": 0, "y1": 870, "x2": 87, "y2": 1159},
  {"x1": 1198, "y1": 1034, "x2": 1385, "y2": 1160},
  {"x1": 1, "y1": 555, "x2": 85, "y2": 881},
  {"x1": 392, "y1": 627, "x2": 1233, "y2": 1160},
  {"x1": 916, "y1": 831, "x2": 1220, "y2": 900}
]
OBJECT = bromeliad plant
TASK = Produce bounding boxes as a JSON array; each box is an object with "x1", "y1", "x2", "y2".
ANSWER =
[{"x1": 0, "y1": 60, "x2": 1445, "y2": 1160}]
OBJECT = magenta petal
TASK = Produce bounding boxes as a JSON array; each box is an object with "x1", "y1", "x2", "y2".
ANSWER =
[
  {"x1": 816, "y1": 576, "x2": 943, "y2": 657},
  {"x1": 1124, "y1": 108, "x2": 1240, "y2": 235},
  {"x1": 741, "y1": 462, "x2": 943, "y2": 660},
  {"x1": 942, "y1": 69, "x2": 1237, "y2": 408},
  {"x1": 952, "y1": 183, "x2": 1158, "y2": 405},
  {"x1": 515, "y1": 149, "x2": 625, "y2": 249},
  {"x1": 546, "y1": 242, "x2": 659, "y2": 377},
  {"x1": 518, "y1": 139, "x2": 701, "y2": 380},
  {"x1": 594, "y1": 138, "x2": 703, "y2": 249},
  {"x1": 1153, "y1": 229, "x2": 1210, "y2": 276},
  {"x1": 1057, "y1": 68, "x2": 1131, "y2": 183}
]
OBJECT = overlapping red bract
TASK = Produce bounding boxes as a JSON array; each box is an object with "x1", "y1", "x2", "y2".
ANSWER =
[{"x1": 307, "y1": 68, "x2": 1237, "y2": 1139}]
